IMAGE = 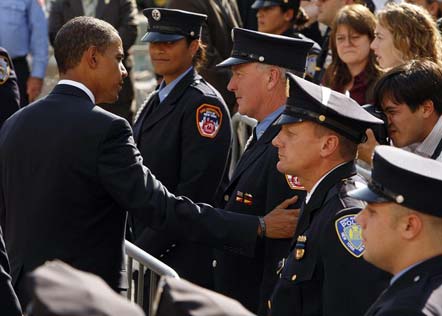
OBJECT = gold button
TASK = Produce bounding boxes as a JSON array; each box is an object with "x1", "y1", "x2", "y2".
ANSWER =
[
  {"x1": 268, "y1": 300, "x2": 271, "y2": 309},
  {"x1": 291, "y1": 274, "x2": 297, "y2": 281},
  {"x1": 224, "y1": 194, "x2": 229, "y2": 202}
]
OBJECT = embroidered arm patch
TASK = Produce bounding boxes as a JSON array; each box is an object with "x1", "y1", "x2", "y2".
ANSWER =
[
  {"x1": 335, "y1": 214, "x2": 365, "y2": 258},
  {"x1": 0, "y1": 55, "x2": 11, "y2": 85},
  {"x1": 196, "y1": 104, "x2": 222, "y2": 138}
]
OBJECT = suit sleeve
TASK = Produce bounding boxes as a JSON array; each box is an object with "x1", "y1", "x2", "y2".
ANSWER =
[
  {"x1": 176, "y1": 95, "x2": 231, "y2": 203},
  {"x1": 117, "y1": 0, "x2": 138, "y2": 52},
  {"x1": 48, "y1": 0, "x2": 64, "y2": 46},
  {"x1": 0, "y1": 226, "x2": 22, "y2": 316},
  {"x1": 97, "y1": 118, "x2": 258, "y2": 256}
]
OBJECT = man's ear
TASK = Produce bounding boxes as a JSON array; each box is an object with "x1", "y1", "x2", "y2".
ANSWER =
[
  {"x1": 420, "y1": 99, "x2": 436, "y2": 119},
  {"x1": 266, "y1": 67, "x2": 281, "y2": 90},
  {"x1": 319, "y1": 133, "x2": 339, "y2": 158},
  {"x1": 84, "y1": 46, "x2": 99, "y2": 69},
  {"x1": 283, "y1": 8, "x2": 295, "y2": 22}
]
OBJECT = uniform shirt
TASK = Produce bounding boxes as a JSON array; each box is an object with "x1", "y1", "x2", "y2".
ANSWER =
[
  {"x1": 255, "y1": 106, "x2": 284, "y2": 139},
  {"x1": 403, "y1": 115, "x2": 442, "y2": 161},
  {"x1": 0, "y1": 0, "x2": 48, "y2": 79},
  {"x1": 158, "y1": 67, "x2": 193, "y2": 103}
]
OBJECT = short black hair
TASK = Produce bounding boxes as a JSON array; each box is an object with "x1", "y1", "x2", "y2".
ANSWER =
[
  {"x1": 54, "y1": 16, "x2": 120, "y2": 74},
  {"x1": 374, "y1": 59, "x2": 442, "y2": 114}
]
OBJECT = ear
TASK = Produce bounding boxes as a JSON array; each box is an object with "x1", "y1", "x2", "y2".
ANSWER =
[
  {"x1": 84, "y1": 46, "x2": 100, "y2": 69},
  {"x1": 400, "y1": 213, "x2": 423, "y2": 241},
  {"x1": 283, "y1": 8, "x2": 295, "y2": 22},
  {"x1": 266, "y1": 67, "x2": 281, "y2": 90},
  {"x1": 319, "y1": 133, "x2": 339, "y2": 158},
  {"x1": 189, "y1": 39, "x2": 200, "y2": 57},
  {"x1": 420, "y1": 99, "x2": 435, "y2": 119}
]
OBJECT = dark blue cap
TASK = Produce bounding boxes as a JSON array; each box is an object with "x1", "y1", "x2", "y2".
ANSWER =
[
  {"x1": 348, "y1": 146, "x2": 442, "y2": 217},
  {"x1": 275, "y1": 73, "x2": 383, "y2": 143},
  {"x1": 216, "y1": 28, "x2": 313, "y2": 73},
  {"x1": 141, "y1": 8, "x2": 207, "y2": 43},
  {"x1": 251, "y1": 0, "x2": 300, "y2": 10}
]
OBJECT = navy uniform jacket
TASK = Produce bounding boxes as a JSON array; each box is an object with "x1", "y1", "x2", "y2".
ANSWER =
[
  {"x1": 213, "y1": 122, "x2": 306, "y2": 315},
  {"x1": 0, "y1": 84, "x2": 259, "y2": 306},
  {"x1": 270, "y1": 161, "x2": 390, "y2": 316},
  {"x1": 130, "y1": 69, "x2": 231, "y2": 288},
  {"x1": 0, "y1": 226, "x2": 21, "y2": 316},
  {"x1": 365, "y1": 255, "x2": 442, "y2": 316},
  {"x1": 0, "y1": 47, "x2": 20, "y2": 129}
]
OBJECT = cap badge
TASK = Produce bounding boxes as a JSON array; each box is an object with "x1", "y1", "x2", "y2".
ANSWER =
[
  {"x1": 335, "y1": 214, "x2": 365, "y2": 258},
  {"x1": 152, "y1": 9, "x2": 161, "y2": 21}
]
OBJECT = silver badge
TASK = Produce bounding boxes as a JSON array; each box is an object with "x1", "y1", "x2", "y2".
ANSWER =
[{"x1": 152, "y1": 9, "x2": 161, "y2": 21}]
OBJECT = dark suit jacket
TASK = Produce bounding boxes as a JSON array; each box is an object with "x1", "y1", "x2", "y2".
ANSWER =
[
  {"x1": 48, "y1": 0, "x2": 138, "y2": 121},
  {"x1": 167, "y1": 0, "x2": 242, "y2": 111},
  {"x1": 0, "y1": 84, "x2": 258, "y2": 307},
  {"x1": 364, "y1": 255, "x2": 442, "y2": 316},
  {"x1": 270, "y1": 162, "x2": 390, "y2": 316},
  {"x1": 213, "y1": 122, "x2": 306, "y2": 315},
  {"x1": 0, "y1": 226, "x2": 22, "y2": 316},
  {"x1": 131, "y1": 70, "x2": 231, "y2": 288}
]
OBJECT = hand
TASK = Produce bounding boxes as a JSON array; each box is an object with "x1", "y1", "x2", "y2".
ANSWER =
[
  {"x1": 27, "y1": 77, "x2": 44, "y2": 102},
  {"x1": 262, "y1": 196, "x2": 300, "y2": 239},
  {"x1": 357, "y1": 129, "x2": 379, "y2": 166}
]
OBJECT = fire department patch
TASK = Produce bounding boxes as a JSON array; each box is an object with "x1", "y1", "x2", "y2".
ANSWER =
[
  {"x1": 335, "y1": 214, "x2": 365, "y2": 258},
  {"x1": 196, "y1": 104, "x2": 222, "y2": 138},
  {"x1": 0, "y1": 55, "x2": 11, "y2": 85},
  {"x1": 285, "y1": 174, "x2": 305, "y2": 190}
]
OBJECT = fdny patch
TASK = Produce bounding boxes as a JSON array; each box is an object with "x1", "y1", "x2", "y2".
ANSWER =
[
  {"x1": 335, "y1": 214, "x2": 365, "y2": 258},
  {"x1": 0, "y1": 55, "x2": 11, "y2": 85},
  {"x1": 196, "y1": 104, "x2": 222, "y2": 138},
  {"x1": 285, "y1": 174, "x2": 305, "y2": 190}
]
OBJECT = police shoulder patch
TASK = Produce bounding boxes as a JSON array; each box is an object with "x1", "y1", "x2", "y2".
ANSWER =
[
  {"x1": 335, "y1": 213, "x2": 365, "y2": 258},
  {"x1": 0, "y1": 55, "x2": 11, "y2": 85},
  {"x1": 285, "y1": 174, "x2": 305, "y2": 190},
  {"x1": 196, "y1": 104, "x2": 222, "y2": 138}
]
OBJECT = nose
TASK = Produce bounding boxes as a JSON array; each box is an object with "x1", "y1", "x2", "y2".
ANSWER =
[
  {"x1": 370, "y1": 39, "x2": 377, "y2": 50},
  {"x1": 227, "y1": 75, "x2": 237, "y2": 92},
  {"x1": 120, "y1": 63, "x2": 128, "y2": 79},
  {"x1": 272, "y1": 131, "x2": 282, "y2": 148},
  {"x1": 355, "y1": 208, "x2": 366, "y2": 228}
]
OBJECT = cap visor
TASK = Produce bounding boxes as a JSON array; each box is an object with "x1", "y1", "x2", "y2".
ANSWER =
[
  {"x1": 141, "y1": 32, "x2": 184, "y2": 43},
  {"x1": 251, "y1": 1, "x2": 280, "y2": 9},
  {"x1": 216, "y1": 57, "x2": 250, "y2": 68},
  {"x1": 273, "y1": 113, "x2": 303, "y2": 126},
  {"x1": 347, "y1": 186, "x2": 390, "y2": 203}
]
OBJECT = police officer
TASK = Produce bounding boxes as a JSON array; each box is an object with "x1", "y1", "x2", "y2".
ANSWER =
[
  {"x1": 0, "y1": 47, "x2": 20, "y2": 129},
  {"x1": 130, "y1": 8, "x2": 232, "y2": 290},
  {"x1": 270, "y1": 73, "x2": 390, "y2": 316},
  {"x1": 252, "y1": 0, "x2": 321, "y2": 80},
  {"x1": 214, "y1": 28, "x2": 313, "y2": 315},
  {"x1": 349, "y1": 146, "x2": 442, "y2": 315}
]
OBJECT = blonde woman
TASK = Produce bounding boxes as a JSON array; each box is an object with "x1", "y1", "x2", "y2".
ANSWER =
[{"x1": 371, "y1": 2, "x2": 442, "y2": 70}]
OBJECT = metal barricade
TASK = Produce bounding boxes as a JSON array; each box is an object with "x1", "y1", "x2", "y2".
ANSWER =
[
  {"x1": 230, "y1": 113, "x2": 257, "y2": 176},
  {"x1": 125, "y1": 240, "x2": 179, "y2": 316}
]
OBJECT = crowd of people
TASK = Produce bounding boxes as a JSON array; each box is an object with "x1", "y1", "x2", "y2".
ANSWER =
[{"x1": 2, "y1": 0, "x2": 442, "y2": 316}]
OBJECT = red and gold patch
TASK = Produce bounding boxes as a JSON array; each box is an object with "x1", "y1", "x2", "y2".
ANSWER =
[
  {"x1": 196, "y1": 104, "x2": 222, "y2": 138},
  {"x1": 285, "y1": 174, "x2": 305, "y2": 190}
]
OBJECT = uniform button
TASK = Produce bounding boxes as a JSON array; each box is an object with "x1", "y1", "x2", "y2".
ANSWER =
[
  {"x1": 212, "y1": 260, "x2": 217, "y2": 268},
  {"x1": 160, "y1": 254, "x2": 164, "y2": 258},
  {"x1": 267, "y1": 300, "x2": 271, "y2": 309},
  {"x1": 291, "y1": 274, "x2": 297, "y2": 281},
  {"x1": 224, "y1": 194, "x2": 229, "y2": 202},
  {"x1": 414, "y1": 275, "x2": 420, "y2": 282},
  {"x1": 171, "y1": 244, "x2": 176, "y2": 248},
  {"x1": 166, "y1": 249, "x2": 170, "y2": 253}
]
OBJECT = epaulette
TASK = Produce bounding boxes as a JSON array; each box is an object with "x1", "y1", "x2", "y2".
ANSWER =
[{"x1": 190, "y1": 79, "x2": 217, "y2": 97}]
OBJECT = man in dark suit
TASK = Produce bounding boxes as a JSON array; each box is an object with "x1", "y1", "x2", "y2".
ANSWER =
[
  {"x1": 270, "y1": 73, "x2": 390, "y2": 316},
  {"x1": 213, "y1": 28, "x2": 312, "y2": 315},
  {"x1": 349, "y1": 146, "x2": 442, "y2": 316},
  {"x1": 0, "y1": 226, "x2": 22, "y2": 316},
  {"x1": 0, "y1": 16, "x2": 296, "y2": 310},
  {"x1": 167, "y1": 0, "x2": 242, "y2": 113},
  {"x1": 0, "y1": 47, "x2": 20, "y2": 129},
  {"x1": 48, "y1": 0, "x2": 138, "y2": 122}
]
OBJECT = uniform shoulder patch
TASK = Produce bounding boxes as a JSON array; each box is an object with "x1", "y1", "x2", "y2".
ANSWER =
[
  {"x1": 196, "y1": 104, "x2": 222, "y2": 138},
  {"x1": 335, "y1": 214, "x2": 365, "y2": 258},
  {"x1": 0, "y1": 55, "x2": 11, "y2": 85},
  {"x1": 305, "y1": 53, "x2": 318, "y2": 80},
  {"x1": 285, "y1": 174, "x2": 305, "y2": 190}
]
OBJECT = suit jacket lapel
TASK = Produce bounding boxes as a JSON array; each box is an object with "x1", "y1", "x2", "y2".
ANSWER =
[
  {"x1": 140, "y1": 70, "x2": 198, "y2": 134},
  {"x1": 294, "y1": 161, "x2": 357, "y2": 237},
  {"x1": 226, "y1": 123, "x2": 280, "y2": 191}
]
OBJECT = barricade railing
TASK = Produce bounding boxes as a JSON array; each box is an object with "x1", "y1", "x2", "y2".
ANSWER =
[
  {"x1": 125, "y1": 240, "x2": 179, "y2": 316},
  {"x1": 230, "y1": 113, "x2": 257, "y2": 176}
]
